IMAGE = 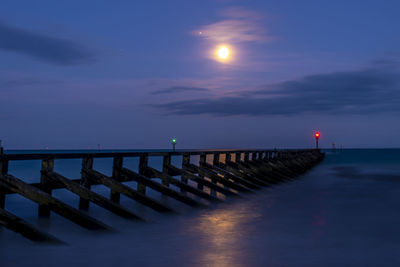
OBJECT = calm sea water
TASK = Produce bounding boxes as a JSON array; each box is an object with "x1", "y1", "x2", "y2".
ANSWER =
[{"x1": 0, "y1": 149, "x2": 399, "y2": 267}]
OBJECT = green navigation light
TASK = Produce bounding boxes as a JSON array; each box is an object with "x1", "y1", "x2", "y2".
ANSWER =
[{"x1": 172, "y1": 138, "x2": 176, "y2": 143}]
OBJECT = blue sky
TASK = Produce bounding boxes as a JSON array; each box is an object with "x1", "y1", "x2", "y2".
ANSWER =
[{"x1": 1, "y1": 0, "x2": 399, "y2": 149}]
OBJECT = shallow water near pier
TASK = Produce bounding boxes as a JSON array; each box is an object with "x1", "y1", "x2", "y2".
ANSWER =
[{"x1": 1, "y1": 149, "x2": 399, "y2": 266}]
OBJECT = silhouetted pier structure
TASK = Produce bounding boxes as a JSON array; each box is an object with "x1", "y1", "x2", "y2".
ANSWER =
[{"x1": 0, "y1": 149, "x2": 324, "y2": 244}]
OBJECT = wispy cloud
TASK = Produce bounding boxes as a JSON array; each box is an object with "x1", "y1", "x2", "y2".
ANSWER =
[
  {"x1": 154, "y1": 61, "x2": 400, "y2": 116},
  {"x1": 0, "y1": 21, "x2": 95, "y2": 65},
  {"x1": 193, "y1": 6, "x2": 271, "y2": 44},
  {"x1": 151, "y1": 86, "x2": 209, "y2": 95}
]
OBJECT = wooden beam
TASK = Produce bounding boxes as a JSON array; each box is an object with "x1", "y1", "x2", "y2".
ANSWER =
[
  {"x1": 137, "y1": 155, "x2": 148, "y2": 194},
  {"x1": 111, "y1": 156, "x2": 123, "y2": 203},
  {"x1": 0, "y1": 208, "x2": 64, "y2": 244},
  {"x1": 0, "y1": 174, "x2": 110, "y2": 231},
  {"x1": 200, "y1": 162, "x2": 262, "y2": 190},
  {"x1": 165, "y1": 165, "x2": 239, "y2": 197},
  {"x1": 79, "y1": 157, "x2": 93, "y2": 210},
  {"x1": 143, "y1": 166, "x2": 222, "y2": 203},
  {"x1": 189, "y1": 164, "x2": 253, "y2": 193},
  {"x1": 39, "y1": 159, "x2": 53, "y2": 217},
  {"x1": 120, "y1": 167, "x2": 206, "y2": 208},
  {"x1": 42, "y1": 171, "x2": 144, "y2": 221},
  {"x1": 210, "y1": 162, "x2": 269, "y2": 187},
  {"x1": 82, "y1": 169, "x2": 174, "y2": 213}
]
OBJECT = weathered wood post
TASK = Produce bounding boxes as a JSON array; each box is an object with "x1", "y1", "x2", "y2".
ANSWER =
[
  {"x1": 137, "y1": 154, "x2": 148, "y2": 194},
  {"x1": 244, "y1": 152, "x2": 250, "y2": 162},
  {"x1": 0, "y1": 158, "x2": 8, "y2": 209},
  {"x1": 181, "y1": 154, "x2": 190, "y2": 185},
  {"x1": 39, "y1": 158, "x2": 54, "y2": 217},
  {"x1": 198, "y1": 153, "x2": 208, "y2": 191},
  {"x1": 235, "y1": 152, "x2": 241, "y2": 163},
  {"x1": 79, "y1": 157, "x2": 93, "y2": 210},
  {"x1": 162, "y1": 154, "x2": 171, "y2": 187},
  {"x1": 111, "y1": 156, "x2": 123, "y2": 203},
  {"x1": 213, "y1": 153, "x2": 220, "y2": 165},
  {"x1": 225, "y1": 153, "x2": 232, "y2": 164}
]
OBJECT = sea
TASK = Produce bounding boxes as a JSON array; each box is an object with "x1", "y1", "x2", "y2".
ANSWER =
[{"x1": 0, "y1": 149, "x2": 399, "y2": 267}]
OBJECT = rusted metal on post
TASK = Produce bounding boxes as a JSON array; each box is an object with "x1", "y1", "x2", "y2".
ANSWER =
[
  {"x1": 79, "y1": 157, "x2": 93, "y2": 210},
  {"x1": 111, "y1": 156, "x2": 123, "y2": 203},
  {"x1": 39, "y1": 158, "x2": 54, "y2": 217}
]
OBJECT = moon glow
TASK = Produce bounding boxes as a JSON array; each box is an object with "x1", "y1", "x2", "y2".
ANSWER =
[{"x1": 217, "y1": 46, "x2": 229, "y2": 59}]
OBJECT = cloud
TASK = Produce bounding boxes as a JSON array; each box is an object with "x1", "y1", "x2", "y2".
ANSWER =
[
  {"x1": 151, "y1": 86, "x2": 210, "y2": 95},
  {"x1": 0, "y1": 21, "x2": 95, "y2": 65},
  {"x1": 154, "y1": 62, "x2": 400, "y2": 116},
  {"x1": 194, "y1": 7, "x2": 270, "y2": 44}
]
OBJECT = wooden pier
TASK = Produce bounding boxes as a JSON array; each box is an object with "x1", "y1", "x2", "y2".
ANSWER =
[{"x1": 0, "y1": 149, "x2": 324, "y2": 244}]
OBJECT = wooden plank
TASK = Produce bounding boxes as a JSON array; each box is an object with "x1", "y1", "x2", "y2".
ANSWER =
[
  {"x1": 226, "y1": 161, "x2": 286, "y2": 183},
  {"x1": 143, "y1": 166, "x2": 222, "y2": 203},
  {"x1": 82, "y1": 169, "x2": 174, "y2": 213},
  {"x1": 189, "y1": 164, "x2": 253, "y2": 193},
  {"x1": 42, "y1": 171, "x2": 144, "y2": 221},
  {"x1": 165, "y1": 165, "x2": 240, "y2": 197},
  {"x1": 120, "y1": 167, "x2": 206, "y2": 208},
  {"x1": 211, "y1": 162, "x2": 270, "y2": 187},
  {"x1": 200, "y1": 162, "x2": 262, "y2": 190},
  {"x1": 0, "y1": 208, "x2": 64, "y2": 244},
  {"x1": 0, "y1": 174, "x2": 110, "y2": 231}
]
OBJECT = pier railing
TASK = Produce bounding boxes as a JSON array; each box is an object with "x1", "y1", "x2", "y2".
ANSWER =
[{"x1": 0, "y1": 149, "x2": 324, "y2": 244}]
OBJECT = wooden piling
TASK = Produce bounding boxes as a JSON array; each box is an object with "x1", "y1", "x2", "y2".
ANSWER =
[
  {"x1": 120, "y1": 167, "x2": 206, "y2": 208},
  {"x1": 0, "y1": 174, "x2": 110, "y2": 231},
  {"x1": 83, "y1": 169, "x2": 173, "y2": 213},
  {"x1": 79, "y1": 157, "x2": 93, "y2": 210},
  {"x1": 111, "y1": 156, "x2": 123, "y2": 203},
  {"x1": 43, "y1": 171, "x2": 144, "y2": 220},
  {"x1": 39, "y1": 159, "x2": 54, "y2": 217}
]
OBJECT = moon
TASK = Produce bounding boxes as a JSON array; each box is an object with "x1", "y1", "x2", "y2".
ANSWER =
[{"x1": 217, "y1": 46, "x2": 229, "y2": 59}]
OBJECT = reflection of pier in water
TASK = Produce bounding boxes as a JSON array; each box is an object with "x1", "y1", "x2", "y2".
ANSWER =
[{"x1": 0, "y1": 149, "x2": 324, "y2": 244}]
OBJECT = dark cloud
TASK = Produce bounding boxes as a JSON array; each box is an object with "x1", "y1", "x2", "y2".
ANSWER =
[
  {"x1": 151, "y1": 86, "x2": 209, "y2": 95},
  {"x1": 154, "y1": 63, "x2": 400, "y2": 116},
  {"x1": 0, "y1": 21, "x2": 95, "y2": 65}
]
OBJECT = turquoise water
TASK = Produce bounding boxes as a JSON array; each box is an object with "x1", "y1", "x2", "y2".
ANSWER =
[{"x1": 0, "y1": 149, "x2": 399, "y2": 266}]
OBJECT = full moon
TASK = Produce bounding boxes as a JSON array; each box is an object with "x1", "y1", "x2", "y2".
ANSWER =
[{"x1": 217, "y1": 46, "x2": 229, "y2": 59}]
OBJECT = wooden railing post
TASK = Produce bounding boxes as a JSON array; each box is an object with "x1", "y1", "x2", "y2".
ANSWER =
[
  {"x1": 162, "y1": 154, "x2": 171, "y2": 187},
  {"x1": 79, "y1": 157, "x2": 93, "y2": 210},
  {"x1": 138, "y1": 154, "x2": 148, "y2": 194},
  {"x1": 235, "y1": 152, "x2": 241, "y2": 163},
  {"x1": 181, "y1": 154, "x2": 190, "y2": 184},
  {"x1": 111, "y1": 156, "x2": 123, "y2": 203},
  {"x1": 39, "y1": 158, "x2": 54, "y2": 217},
  {"x1": 213, "y1": 153, "x2": 220, "y2": 165},
  {"x1": 225, "y1": 153, "x2": 232, "y2": 163}
]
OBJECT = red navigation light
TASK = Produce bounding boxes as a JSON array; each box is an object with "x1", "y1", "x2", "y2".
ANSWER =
[{"x1": 315, "y1": 132, "x2": 320, "y2": 139}]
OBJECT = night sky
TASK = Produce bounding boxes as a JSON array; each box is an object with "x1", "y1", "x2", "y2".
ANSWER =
[{"x1": 1, "y1": 0, "x2": 399, "y2": 149}]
